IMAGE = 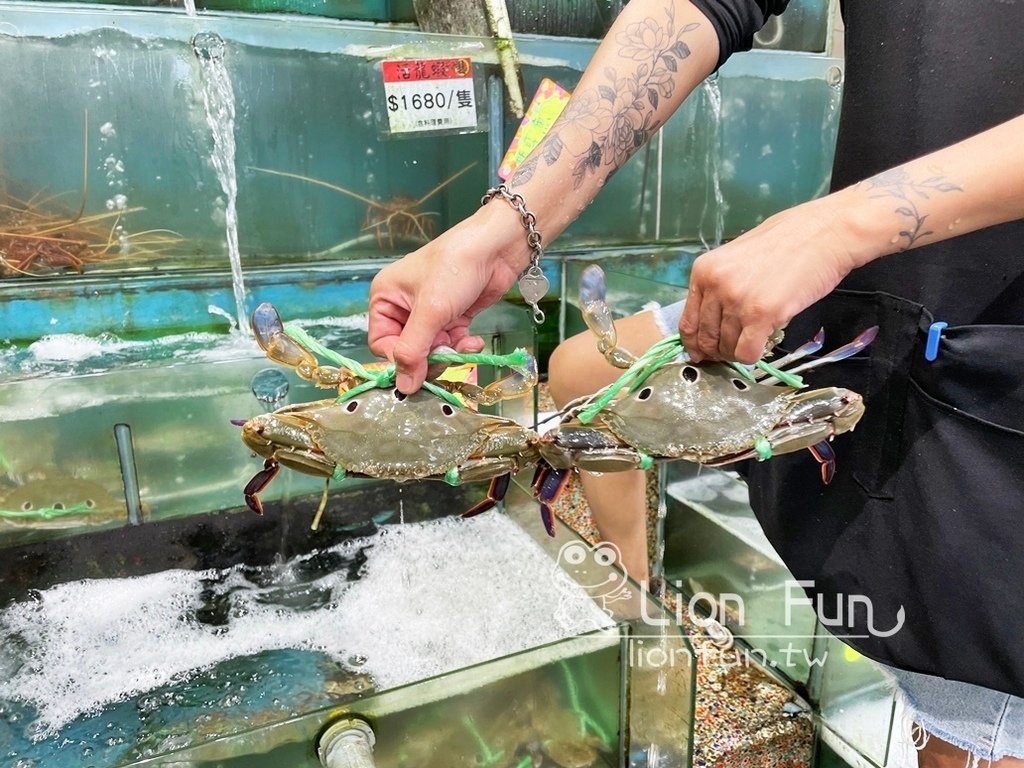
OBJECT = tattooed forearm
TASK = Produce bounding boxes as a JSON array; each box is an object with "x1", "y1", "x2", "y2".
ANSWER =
[
  {"x1": 509, "y1": 5, "x2": 700, "y2": 192},
  {"x1": 866, "y1": 168, "x2": 963, "y2": 250}
]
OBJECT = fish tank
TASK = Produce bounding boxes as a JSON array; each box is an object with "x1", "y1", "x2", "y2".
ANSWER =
[
  {"x1": 0, "y1": 290, "x2": 534, "y2": 545},
  {"x1": 555, "y1": 265, "x2": 897, "y2": 766},
  {"x1": 0, "y1": 0, "x2": 849, "y2": 765},
  {"x1": 0, "y1": 483, "x2": 697, "y2": 767},
  {"x1": 0, "y1": 3, "x2": 841, "y2": 284}
]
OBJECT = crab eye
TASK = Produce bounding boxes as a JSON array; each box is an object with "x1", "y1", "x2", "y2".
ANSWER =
[
  {"x1": 53, "y1": 503, "x2": 65, "y2": 511},
  {"x1": 393, "y1": 389, "x2": 407, "y2": 401},
  {"x1": 345, "y1": 400, "x2": 360, "y2": 413},
  {"x1": 637, "y1": 387, "x2": 653, "y2": 401},
  {"x1": 441, "y1": 403, "x2": 455, "y2": 417},
  {"x1": 85, "y1": 499, "x2": 96, "y2": 508},
  {"x1": 682, "y1": 366, "x2": 700, "y2": 383},
  {"x1": 20, "y1": 501, "x2": 32, "y2": 511},
  {"x1": 732, "y1": 379, "x2": 749, "y2": 391}
]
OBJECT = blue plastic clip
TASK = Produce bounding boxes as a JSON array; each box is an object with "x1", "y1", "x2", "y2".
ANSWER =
[{"x1": 925, "y1": 321, "x2": 948, "y2": 362}]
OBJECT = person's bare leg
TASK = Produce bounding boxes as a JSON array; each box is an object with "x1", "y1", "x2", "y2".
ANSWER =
[
  {"x1": 919, "y1": 733, "x2": 1024, "y2": 767},
  {"x1": 548, "y1": 311, "x2": 665, "y2": 586}
]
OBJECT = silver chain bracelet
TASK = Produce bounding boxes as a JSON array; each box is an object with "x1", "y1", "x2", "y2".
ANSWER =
[{"x1": 481, "y1": 184, "x2": 549, "y2": 324}]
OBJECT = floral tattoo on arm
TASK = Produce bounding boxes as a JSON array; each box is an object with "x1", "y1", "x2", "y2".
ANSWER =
[
  {"x1": 509, "y1": 6, "x2": 700, "y2": 190},
  {"x1": 866, "y1": 168, "x2": 963, "y2": 250}
]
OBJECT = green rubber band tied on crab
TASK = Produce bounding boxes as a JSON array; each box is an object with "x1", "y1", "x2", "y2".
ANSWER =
[
  {"x1": 331, "y1": 466, "x2": 347, "y2": 483},
  {"x1": 559, "y1": 661, "x2": 611, "y2": 743},
  {"x1": 754, "y1": 437, "x2": 773, "y2": 461},
  {"x1": 444, "y1": 467, "x2": 461, "y2": 486},
  {"x1": 638, "y1": 453, "x2": 654, "y2": 471},
  {"x1": 462, "y1": 715, "x2": 504, "y2": 767},
  {"x1": 576, "y1": 333, "x2": 805, "y2": 424},
  {"x1": 0, "y1": 502, "x2": 95, "y2": 520},
  {"x1": 281, "y1": 324, "x2": 530, "y2": 411}
]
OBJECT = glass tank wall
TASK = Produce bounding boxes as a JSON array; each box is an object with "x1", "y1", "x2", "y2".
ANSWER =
[
  {"x1": 0, "y1": 3, "x2": 841, "y2": 281},
  {"x1": 0, "y1": 0, "x2": 839, "y2": 765},
  {"x1": 0, "y1": 474, "x2": 696, "y2": 767},
  {"x1": 0, "y1": 295, "x2": 534, "y2": 546},
  {"x1": 557, "y1": 264, "x2": 898, "y2": 767}
]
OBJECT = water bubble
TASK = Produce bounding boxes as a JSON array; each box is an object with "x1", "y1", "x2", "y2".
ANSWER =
[
  {"x1": 191, "y1": 31, "x2": 226, "y2": 62},
  {"x1": 99, "y1": 122, "x2": 116, "y2": 138},
  {"x1": 104, "y1": 194, "x2": 128, "y2": 211},
  {"x1": 250, "y1": 368, "x2": 290, "y2": 408},
  {"x1": 826, "y1": 66, "x2": 843, "y2": 88},
  {"x1": 346, "y1": 653, "x2": 368, "y2": 668}
]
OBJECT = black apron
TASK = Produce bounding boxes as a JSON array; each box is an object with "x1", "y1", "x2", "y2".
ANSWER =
[
  {"x1": 748, "y1": 0, "x2": 1024, "y2": 696},
  {"x1": 749, "y1": 292, "x2": 1024, "y2": 696}
]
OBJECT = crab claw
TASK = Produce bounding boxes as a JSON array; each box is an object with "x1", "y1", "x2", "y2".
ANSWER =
[
  {"x1": 251, "y1": 302, "x2": 319, "y2": 372},
  {"x1": 579, "y1": 266, "x2": 636, "y2": 369},
  {"x1": 579, "y1": 266, "x2": 616, "y2": 347},
  {"x1": 252, "y1": 302, "x2": 285, "y2": 350},
  {"x1": 244, "y1": 457, "x2": 280, "y2": 515}
]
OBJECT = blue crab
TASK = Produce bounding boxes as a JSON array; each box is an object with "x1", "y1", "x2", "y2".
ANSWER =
[
  {"x1": 240, "y1": 303, "x2": 543, "y2": 527},
  {"x1": 539, "y1": 266, "x2": 877, "y2": 483}
]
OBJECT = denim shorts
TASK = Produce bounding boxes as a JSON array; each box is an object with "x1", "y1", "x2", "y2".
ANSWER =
[
  {"x1": 883, "y1": 665, "x2": 1024, "y2": 761},
  {"x1": 646, "y1": 299, "x2": 1024, "y2": 760},
  {"x1": 649, "y1": 299, "x2": 686, "y2": 338}
]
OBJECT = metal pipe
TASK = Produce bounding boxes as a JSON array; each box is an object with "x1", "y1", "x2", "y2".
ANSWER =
[
  {"x1": 318, "y1": 716, "x2": 377, "y2": 768},
  {"x1": 113, "y1": 423, "x2": 143, "y2": 525},
  {"x1": 487, "y1": 74, "x2": 504, "y2": 182}
]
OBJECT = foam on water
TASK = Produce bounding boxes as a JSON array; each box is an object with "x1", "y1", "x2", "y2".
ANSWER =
[
  {"x1": 0, "y1": 513, "x2": 611, "y2": 736},
  {"x1": 0, "y1": 314, "x2": 369, "y2": 381}
]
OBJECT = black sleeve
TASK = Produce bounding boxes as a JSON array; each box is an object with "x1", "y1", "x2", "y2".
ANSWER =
[{"x1": 689, "y1": 0, "x2": 791, "y2": 68}]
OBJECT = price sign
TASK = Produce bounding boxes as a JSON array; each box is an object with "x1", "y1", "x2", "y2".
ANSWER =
[{"x1": 381, "y1": 57, "x2": 477, "y2": 134}]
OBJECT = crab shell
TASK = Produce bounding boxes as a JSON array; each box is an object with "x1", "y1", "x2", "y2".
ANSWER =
[
  {"x1": 241, "y1": 387, "x2": 540, "y2": 481},
  {"x1": 543, "y1": 360, "x2": 864, "y2": 471}
]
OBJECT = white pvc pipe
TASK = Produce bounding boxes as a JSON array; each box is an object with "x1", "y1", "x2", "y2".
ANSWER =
[{"x1": 318, "y1": 717, "x2": 377, "y2": 768}]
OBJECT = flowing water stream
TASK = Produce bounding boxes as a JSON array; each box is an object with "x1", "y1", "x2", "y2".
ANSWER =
[
  {"x1": 699, "y1": 76, "x2": 725, "y2": 252},
  {"x1": 192, "y1": 31, "x2": 250, "y2": 337}
]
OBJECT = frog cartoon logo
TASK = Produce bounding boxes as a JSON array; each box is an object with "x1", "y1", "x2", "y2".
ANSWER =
[{"x1": 554, "y1": 540, "x2": 632, "y2": 625}]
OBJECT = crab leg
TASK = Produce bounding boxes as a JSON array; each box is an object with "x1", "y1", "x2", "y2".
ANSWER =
[
  {"x1": 580, "y1": 265, "x2": 638, "y2": 369},
  {"x1": 532, "y1": 461, "x2": 572, "y2": 537},
  {"x1": 441, "y1": 356, "x2": 539, "y2": 405},
  {"x1": 251, "y1": 303, "x2": 358, "y2": 390},
  {"x1": 808, "y1": 440, "x2": 837, "y2": 484},
  {"x1": 244, "y1": 458, "x2": 280, "y2": 515},
  {"x1": 752, "y1": 329, "x2": 825, "y2": 379},
  {"x1": 462, "y1": 474, "x2": 512, "y2": 518},
  {"x1": 760, "y1": 327, "x2": 879, "y2": 384}
]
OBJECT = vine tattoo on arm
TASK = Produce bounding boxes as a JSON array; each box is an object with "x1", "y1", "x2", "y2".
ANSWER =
[
  {"x1": 509, "y1": 5, "x2": 700, "y2": 190},
  {"x1": 866, "y1": 168, "x2": 963, "y2": 250}
]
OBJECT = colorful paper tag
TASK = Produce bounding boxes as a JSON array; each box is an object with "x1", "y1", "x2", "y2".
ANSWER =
[
  {"x1": 499, "y1": 78, "x2": 571, "y2": 180},
  {"x1": 364, "y1": 360, "x2": 478, "y2": 408},
  {"x1": 382, "y1": 57, "x2": 477, "y2": 134}
]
